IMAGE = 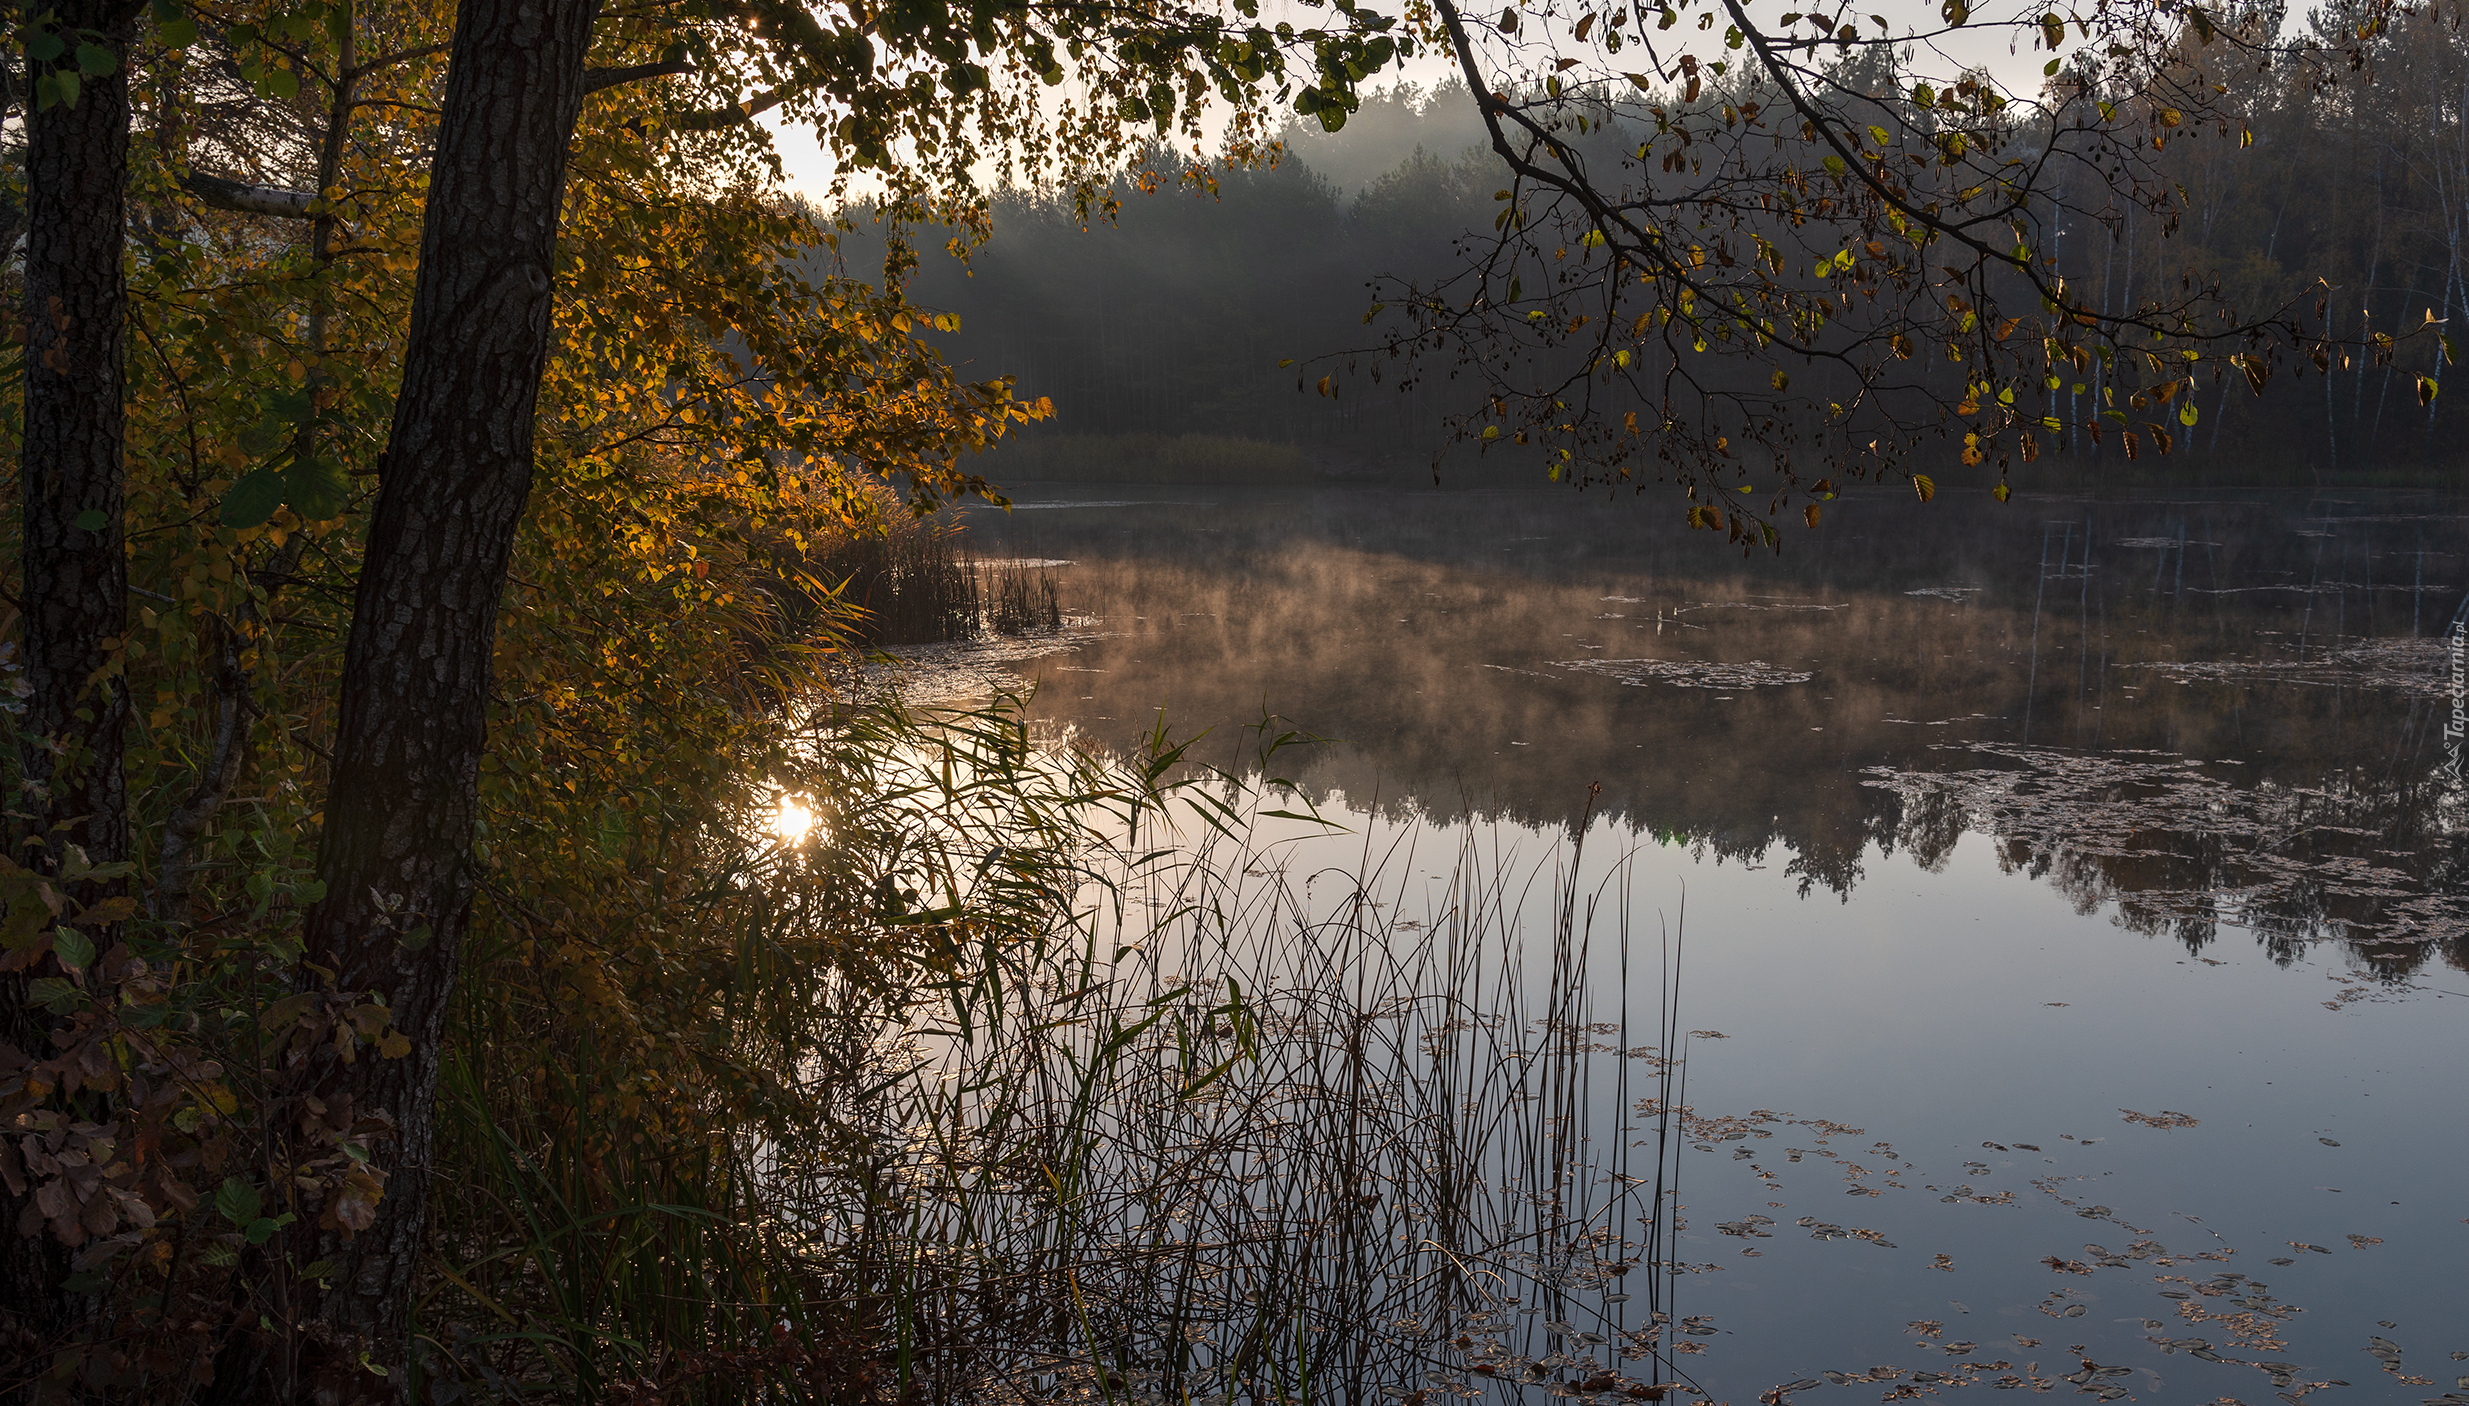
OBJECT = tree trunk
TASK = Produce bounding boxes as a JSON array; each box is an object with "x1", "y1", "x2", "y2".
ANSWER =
[
  {"x1": 3, "y1": 0, "x2": 141, "y2": 1350},
  {"x1": 278, "y1": 0, "x2": 595, "y2": 1392}
]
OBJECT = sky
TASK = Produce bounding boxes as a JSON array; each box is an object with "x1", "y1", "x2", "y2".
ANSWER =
[{"x1": 757, "y1": 0, "x2": 2119, "y2": 204}]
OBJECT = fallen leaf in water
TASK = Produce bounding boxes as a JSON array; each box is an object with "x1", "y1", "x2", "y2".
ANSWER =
[
  {"x1": 2320, "y1": 1137, "x2": 2342, "y2": 1146},
  {"x1": 2120, "y1": 1109, "x2": 2200, "y2": 1129}
]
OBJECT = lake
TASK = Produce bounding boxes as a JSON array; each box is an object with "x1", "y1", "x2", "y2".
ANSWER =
[{"x1": 913, "y1": 483, "x2": 2467, "y2": 1405}]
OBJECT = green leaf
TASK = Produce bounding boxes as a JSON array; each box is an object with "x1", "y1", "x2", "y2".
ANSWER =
[
  {"x1": 27, "y1": 31, "x2": 67, "y2": 62},
  {"x1": 51, "y1": 926, "x2": 94, "y2": 971},
  {"x1": 215, "y1": 1178, "x2": 262, "y2": 1228},
  {"x1": 158, "y1": 15, "x2": 197, "y2": 46},
  {"x1": 72, "y1": 509, "x2": 107, "y2": 532},
  {"x1": 243, "y1": 1212, "x2": 295, "y2": 1245},
  {"x1": 27, "y1": 977, "x2": 83, "y2": 1014},
  {"x1": 255, "y1": 65, "x2": 299, "y2": 100},
  {"x1": 282, "y1": 455, "x2": 350, "y2": 521},
  {"x1": 221, "y1": 468, "x2": 286, "y2": 529},
  {"x1": 46, "y1": 69, "x2": 82, "y2": 109},
  {"x1": 74, "y1": 42, "x2": 117, "y2": 76}
]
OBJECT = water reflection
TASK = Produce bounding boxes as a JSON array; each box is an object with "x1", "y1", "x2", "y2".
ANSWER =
[{"x1": 954, "y1": 485, "x2": 2469, "y2": 973}]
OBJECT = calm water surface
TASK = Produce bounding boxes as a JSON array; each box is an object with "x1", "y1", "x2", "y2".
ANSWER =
[{"x1": 939, "y1": 484, "x2": 2467, "y2": 1404}]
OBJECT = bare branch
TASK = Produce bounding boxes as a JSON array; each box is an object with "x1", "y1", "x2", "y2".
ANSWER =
[
  {"x1": 182, "y1": 171, "x2": 316, "y2": 219},
  {"x1": 673, "y1": 84, "x2": 796, "y2": 132}
]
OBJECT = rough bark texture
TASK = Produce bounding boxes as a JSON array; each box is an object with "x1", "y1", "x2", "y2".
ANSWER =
[
  {"x1": 3, "y1": 0, "x2": 141, "y2": 1352},
  {"x1": 279, "y1": 0, "x2": 596, "y2": 1392}
]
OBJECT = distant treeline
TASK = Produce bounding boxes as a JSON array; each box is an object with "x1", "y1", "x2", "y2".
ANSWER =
[
  {"x1": 852, "y1": 23, "x2": 2469, "y2": 488},
  {"x1": 980, "y1": 432, "x2": 1315, "y2": 484}
]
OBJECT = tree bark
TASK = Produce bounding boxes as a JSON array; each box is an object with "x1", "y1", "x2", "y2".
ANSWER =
[
  {"x1": 4, "y1": 0, "x2": 142, "y2": 1350},
  {"x1": 278, "y1": 0, "x2": 595, "y2": 1392}
]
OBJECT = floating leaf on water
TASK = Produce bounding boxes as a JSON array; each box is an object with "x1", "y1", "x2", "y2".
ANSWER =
[
  {"x1": 2269, "y1": 1257, "x2": 2296, "y2": 1265},
  {"x1": 2121, "y1": 1108, "x2": 2200, "y2": 1129},
  {"x1": 2320, "y1": 1137, "x2": 2342, "y2": 1146}
]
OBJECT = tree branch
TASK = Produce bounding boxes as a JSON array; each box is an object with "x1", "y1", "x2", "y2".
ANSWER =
[
  {"x1": 583, "y1": 59, "x2": 694, "y2": 94},
  {"x1": 182, "y1": 171, "x2": 315, "y2": 219},
  {"x1": 673, "y1": 83, "x2": 795, "y2": 132}
]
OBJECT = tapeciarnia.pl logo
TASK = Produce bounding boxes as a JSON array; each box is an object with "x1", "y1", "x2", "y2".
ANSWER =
[{"x1": 2448, "y1": 597, "x2": 2469, "y2": 778}]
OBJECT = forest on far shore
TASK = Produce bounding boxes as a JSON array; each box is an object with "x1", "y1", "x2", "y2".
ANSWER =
[{"x1": 867, "y1": 50, "x2": 2469, "y2": 489}]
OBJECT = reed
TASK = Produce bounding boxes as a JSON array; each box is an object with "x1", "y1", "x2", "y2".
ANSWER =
[
  {"x1": 418, "y1": 707, "x2": 1698, "y2": 1405},
  {"x1": 831, "y1": 788, "x2": 1700, "y2": 1405}
]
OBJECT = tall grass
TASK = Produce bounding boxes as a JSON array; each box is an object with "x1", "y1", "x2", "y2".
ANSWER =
[
  {"x1": 978, "y1": 561, "x2": 1064, "y2": 635},
  {"x1": 421, "y1": 708, "x2": 1700, "y2": 1404},
  {"x1": 785, "y1": 782, "x2": 1703, "y2": 1404},
  {"x1": 763, "y1": 504, "x2": 1069, "y2": 649}
]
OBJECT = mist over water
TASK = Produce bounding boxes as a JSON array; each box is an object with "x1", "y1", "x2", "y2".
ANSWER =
[{"x1": 931, "y1": 483, "x2": 2469, "y2": 1402}]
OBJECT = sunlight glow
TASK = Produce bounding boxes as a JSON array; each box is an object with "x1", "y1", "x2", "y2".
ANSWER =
[{"x1": 772, "y1": 796, "x2": 819, "y2": 845}]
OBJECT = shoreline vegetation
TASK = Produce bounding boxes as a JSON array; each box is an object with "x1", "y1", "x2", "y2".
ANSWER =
[{"x1": 788, "y1": 503, "x2": 1066, "y2": 646}]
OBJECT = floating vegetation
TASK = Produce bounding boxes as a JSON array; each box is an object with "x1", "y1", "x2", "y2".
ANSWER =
[
  {"x1": 2118, "y1": 1108, "x2": 2201, "y2": 1129},
  {"x1": 831, "y1": 631, "x2": 1106, "y2": 707},
  {"x1": 1904, "y1": 586, "x2": 1983, "y2": 601},
  {"x1": 2119, "y1": 636, "x2": 2452, "y2": 697},
  {"x1": 1674, "y1": 600, "x2": 1849, "y2": 615},
  {"x1": 1552, "y1": 657, "x2": 1816, "y2": 690}
]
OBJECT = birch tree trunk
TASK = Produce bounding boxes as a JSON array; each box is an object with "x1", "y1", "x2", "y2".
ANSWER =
[{"x1": 268, "y1": 0, "x2": 595, "y2": 1392}]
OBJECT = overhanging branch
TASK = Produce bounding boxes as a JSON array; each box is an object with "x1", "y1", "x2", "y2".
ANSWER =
[
  {"x1": 584, "y1": 59, "x2": 695, "y2": 94},
  {"x1": 183, "y1": 172, "x2": 316, "y2": 219}
]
